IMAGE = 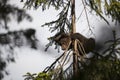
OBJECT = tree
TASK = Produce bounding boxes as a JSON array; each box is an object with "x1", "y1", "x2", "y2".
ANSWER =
[
  {"x1": 0, "y1": 0, "x2": 38, "y2": 79},
  {"x1": 86, "y1": 0, "x2": 120, "y2": 24},
  {"x1": 22, "y1": 0, "x2": 120, "y2": 80}
]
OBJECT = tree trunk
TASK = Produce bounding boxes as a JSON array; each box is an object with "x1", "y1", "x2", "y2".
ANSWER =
[
  {"x1": 71, "y1": 0, "x2": 76, "y2": 34},
  {"x1": 71, "y1": 0, "x2": 79, "y2": 79}
]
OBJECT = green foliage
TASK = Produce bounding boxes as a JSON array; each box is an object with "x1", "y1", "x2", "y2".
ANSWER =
[
  {"x1": 23, "y1": 51, "x2": 71, "y2": 80},
  {"x1": 79, "y1": 58, "x2": 120, "y2": 80},
  {"x1": 36, "y1": 72, "x2": 51, "y2": 80},
  {"x1": 22, "y1": 0, "x2": 65, "y2": 10},
  {"x1": 42, "y1": 1, "x2": 71, "y2": 33},
  {"x1": 78, "y1": 30, "x2": 120, "y2": 80},
  {"x1": 22, "y1": 0, "x2": 71, "y2": 33},
  {"x1": 86, "y1": 0, "x2": 120, "y2": 23},
  {"x1": 23, "y1": 72, "x2": 52, "y2": 80},
  {"x1": 103, "y1": 30, "x2": 120, "y2": 58},
  {"x1": 22, "y1": 0, "x2": 72, "y2": 51}
]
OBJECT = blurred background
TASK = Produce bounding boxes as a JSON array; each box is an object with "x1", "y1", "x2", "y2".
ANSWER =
[{"x1": 0, "y1": 0, "x2": 120, "y2": 80}]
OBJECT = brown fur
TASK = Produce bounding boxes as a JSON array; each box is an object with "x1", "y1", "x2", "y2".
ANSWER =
[{"x1": 54, "y1": 33, "x2": 95, "y2": 54}]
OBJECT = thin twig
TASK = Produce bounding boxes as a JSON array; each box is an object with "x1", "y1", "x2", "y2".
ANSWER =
[
  {"x1": 61, "y1": 50, "x2": 72, "y2": 66},
  {"x1": 76, "y1": 8, "x2": 84, "y2": 22},
  {"x1": 43, "y1": 53, "x2": 65, "y2": 73},
  {"x1": 81, "y1": 0, "x2": 94, "y2": 34},
  {"x1": 43, "y1": 41, "x2": 72, "y2": 73}
]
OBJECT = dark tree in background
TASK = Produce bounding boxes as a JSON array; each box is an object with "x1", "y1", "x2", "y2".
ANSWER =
[
  {"x1": 0, "y1": 0, "x2": 38, "y2": 79},
  {"x1": 0, "y1": 0, "x2": 32, "y2": 29}
]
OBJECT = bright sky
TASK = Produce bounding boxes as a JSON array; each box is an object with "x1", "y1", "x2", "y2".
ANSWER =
[{"x1": 2, "y1": 0, "x2": 114, "y2": 80}]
